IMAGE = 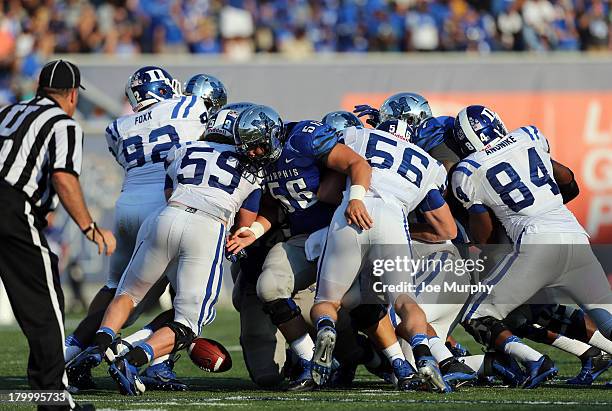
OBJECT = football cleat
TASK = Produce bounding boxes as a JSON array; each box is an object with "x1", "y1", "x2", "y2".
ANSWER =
[
  {"x1": 566, "y1": 352, "x2": 612, "y2": 385},
  {"x1": 287, "y1": 358, "x2": 316, "y2": 392},
  {"x1": 488, "y1": 352, "x2": 527, "y2": 387},
  {"x1": 311, "y1": 326, "x2": 337, "y2": 386},
  {"x1": 108, "y1": 357, "x2": 146, "y2": 396},
  {"x1": 416, "y1": 357, "x2": 453, "y2": 393},
  {"x1": 446, "y1": 341, "x2": 471, "y2": 358},
  {"x1": 328, "y1": 360, "x2": 357, "y2": 388},
  {"x1": 66, "y1": 346, "x2": 104, "y2": 390},
  {"x1": 140, "y1": 355, "x2": 188, "y2": 391},
  {"x1": 522, "y1": 355, "x2": 558, "y2": 389},
  {"x1": 391, "y1": 358, "x2": 422, "y2": 391},
  {"x1": 439, "y1": 357, "x2": 478, "y2": 387}
]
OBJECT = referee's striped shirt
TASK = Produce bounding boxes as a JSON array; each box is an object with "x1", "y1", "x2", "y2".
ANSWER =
[{"x1": 0, "y1": 95, "x2": 83, "y2": 216}]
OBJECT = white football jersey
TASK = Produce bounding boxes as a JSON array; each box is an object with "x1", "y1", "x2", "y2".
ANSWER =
[
  {"x1": 342, "y1": 127, "x2": 447, "y2": 212},
  {"x1": 105, "y1": 96, "x2": 208, "y2": 191},
  {"x1": 165, "y1": 141, "x2": 262, "y2": 226},
  {"x1": 451, "y1": 126, "x2": 584, "y2": 243}
]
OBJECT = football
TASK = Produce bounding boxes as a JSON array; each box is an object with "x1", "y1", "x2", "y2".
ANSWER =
[{"x1": 188, "y1": 337, "x2": 232, "y2": 373}]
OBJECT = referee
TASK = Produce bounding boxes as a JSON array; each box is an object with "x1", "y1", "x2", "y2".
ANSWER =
[{"x1": 0, "y1": 60, "x2": 116, "y2": 410}]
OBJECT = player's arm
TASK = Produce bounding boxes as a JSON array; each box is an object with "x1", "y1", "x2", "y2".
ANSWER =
[
  {"x1": 467, "y1": 207, "x2": 496, "y2": 245},
  {"x1": 410, "y1": 190, "x2": 457, "y2": 242},
  {"x1": 317, "y1": 169, "x2": 346, "y2": 205},
  {"x1": 324, "y1": 143, "x2": 373, "y2": 229},
  {"x1": 450, "y1": 164, "x2": 494, "y2": 244},
  {"x1": 227, "y1": 192, "x2": 276, "y2": 254},
  {"x1": 232, "y1": 189, "x2": 262, "y2": 232},
  {"x1": 552, "y1": 159, "x2": 579, "y2": 203}
]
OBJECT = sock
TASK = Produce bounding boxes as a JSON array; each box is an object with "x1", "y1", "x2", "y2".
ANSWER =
[
  {"x1": 126, "y1": 343, "x2": 154, "y2": 368},
  {"x1": 316, "y1": 316, "x2": 335, "y2": 330},
  {"x1": 290, "y1": 334, "x2": 315, "y2": 361},
  {"x1": 588, "y1": 330, "x2": 612, "y2": 355},
  {"x1": 93, "y1": 327, "x2": 115, "y2": 351},
  {"x1": 382, "y1": 341, "x2": 405, "y2": 362},
  {"x1": 428, "y1": 336, "x2": 453, "y2": 363},
  {"x1": 149, "y1": 354, "x2": 171, "y2": 367},
  {"x1": 551, "y1": 335, "x2": 591, "y2": 357},
  {"x1": 501, "y1": 335, "x2": 542, "y2": 363},
  {"x1": 579, "y1": 347, "x2": 601, "y2": 363},
  {"x1": 122, "y1": 327, "x2": 154, "y2": 347},
  {"x1": 461, "y1": 354, "x2": 486, "y2": 375},
  {"x1": 409, "y1": 333, "x2": 432, "y2": 360}
]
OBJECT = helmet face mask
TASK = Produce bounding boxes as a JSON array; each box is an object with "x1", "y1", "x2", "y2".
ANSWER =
[
  {"x1": 454, "y1": 105, "x2": 508, "y2": 158},
  {"x1": 125, "y1": 66, "x2": 180, "y2": 112},
  {"x1": 234, "y1": 105, "x2": 284, "y2": 173},
  {"x1": 322, "y1": 110, "x2": 363, "y2": 131},
  {"x1": 379, "y1": 92, "x2": 432, "y2": 128},
  {"x1": 184, "y1": 74, "x2": 228, "y2": 115}
]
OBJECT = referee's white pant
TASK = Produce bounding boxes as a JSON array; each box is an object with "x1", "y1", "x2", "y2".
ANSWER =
[
  {"x1": 117, "y1": 204, "x2": 226, "y2": 336},
  {"x1": 0, "y1": 184, "x2": 75, "y2": 409}
]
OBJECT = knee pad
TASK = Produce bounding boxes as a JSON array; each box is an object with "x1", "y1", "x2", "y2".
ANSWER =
[
  {"x1": 539, "y1": 305, "x2": 588, "y2": 341},
  {"x1": 262, "y1": 298, "x2": 301, "y2": 327},
  {"x1": 350, "y1": 304, "x2": 387, "y2": 331},
  {"x1": 166, "y1": 321, "x2": 196, "y2": 353},
  {"x1": 463, "y1": 316, "x2": 509, "y2": 349},
  {"x1": 510, "y1": 323, "x2": 549, "y2": 343}
]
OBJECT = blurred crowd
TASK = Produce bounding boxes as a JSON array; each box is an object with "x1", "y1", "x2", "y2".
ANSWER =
[{"x1": 1, "y1": 0, "x2": 611, "y2": 102}]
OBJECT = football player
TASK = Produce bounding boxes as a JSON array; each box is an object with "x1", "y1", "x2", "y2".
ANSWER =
[
  {"x1": 308, "y1": 124, "x2": 458, "y2": 392},
  {"x1": 66, "y1": 66, "x2": 209, "y2": 390},
  {"x1": 73, "y1": 106, "x2": 266, "y2": 396},
  {"x1": 451, "y1": 105, "x2": 612, "y2": 388},
  {"x1": 226, "y1": 110, "x2": 393, "y2": 391}
]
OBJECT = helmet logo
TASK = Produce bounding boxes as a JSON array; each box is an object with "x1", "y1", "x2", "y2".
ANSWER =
[
  {"x1": 251, "y1": 111, "x2": 276, "y2": 136},
  {"x1": 389, "y1": 96, "x2": 410, "y2": 117},
  {"x1": 145, "y1": 69, "x2": 168, "y2": 82}
]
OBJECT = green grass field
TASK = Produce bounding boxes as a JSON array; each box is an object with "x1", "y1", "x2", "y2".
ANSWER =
[{"x1": 0, "y1": 309, "x2": 611, "y2": 410}]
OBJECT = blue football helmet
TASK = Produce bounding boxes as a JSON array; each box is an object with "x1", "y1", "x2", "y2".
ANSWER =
[
  {"x1": 234, "y1": 105, "x2": 284, "y2": 170},
  {"x1": 379, "y1": 92, "x2": 432, "y2": 128},
  {"x1": 184, "y1": 74, "x2": 228, "y2": 115},
  {"x1": 454, "y1": 105, "x2": 508, "y2": 157},
  {"x1": 322, "y1": 110, "x2": 363, "y2": 131},
  {"x1": 125, "y1": 66, "x2": 181, "y2": 112},
  {"x1": 203, "y1": 102, "x2": 255, "y2": 144}
]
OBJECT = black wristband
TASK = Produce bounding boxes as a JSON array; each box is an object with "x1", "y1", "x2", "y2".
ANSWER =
[{"x1": 82, "y1": 222, "x2": 97, "y2": 235}]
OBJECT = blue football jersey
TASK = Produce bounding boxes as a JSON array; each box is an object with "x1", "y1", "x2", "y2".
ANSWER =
[
  {"x1": 412, "y1": 115, "x2": 455, "y2": 152},
  {"x1": 264, "y1": 120, "x2": 339, "y2": 235}
]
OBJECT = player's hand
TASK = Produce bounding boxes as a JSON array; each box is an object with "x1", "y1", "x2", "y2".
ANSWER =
[
  {"x1": 345, "y1": 199, "x2": 374, "y2": 230},
  {"x1": 86, "y1": 226, "x2": 116, "y2": 256},
  {"x1": 226, "y1": 230, "x2": 257, "y2": 255},
  {"x1": 353, "y1": 105, "x2": 380, "y2": 127}
]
